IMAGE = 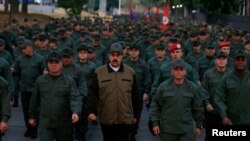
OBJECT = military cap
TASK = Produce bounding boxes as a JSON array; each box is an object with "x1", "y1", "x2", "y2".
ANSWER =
[
  {"x1": 48, "y1": 51, "x2": 62, "y2": 61},
  {"x1": 171, "y1": 59, "x2": 186, "y2": 69},
  {"x1": 61, "y1": 48, "x2": 74, "y2": 57},
  {"x1": 87, "y1": 47, "x2": 95, "y2": 53},
  {"x1": 189, "y1": 31, "x2": 197, "y2": 37},
  {"x1": 80, "y1": 31, "x2": 88, "y2": 37},
  {"x1": 78, "y1": 43, "x2": 89, "y2": 52},
  {"x1": 49, "y1": 37, "x2": 57, "y2": 43},
  {"x1": 149, "y1": 34, "x2": 159, "y2": 41},
  {"x1": 20, "y1": 39, "x2": 34, "y2": 49},
  {"x1": 244, "y1": 39, "x2": 250, "y2": 45},
  {"x1": 192, "y1": 40, "x2": 200, "y2": 47},
  {"x1": 38, "y1": 34, "x2": 47, "y2": 41},
  {"x1": 206, "y1": 43, "x2": 216, "y2": 49},
  {"x1": 234, "y1": 50, "x2": 246, "y2": 59},
  {"x1": 156, "y1": 43, "x2": 165, "y2": 50},
  {"x1": 17, "y1": 36, "x2": 25, "y2": 44},
  {"x1": 109, "y1": 42, "x2": 123, "y2": 53},
  {"x1": 0, "y1": 39, "x2": 5, "y2": 45},
  {"x1": 234, "y1": 31, "x2": 241, "y2": 36},
  {"x1": 92, "y1": 34, "x2": 101, "y2": 39},
  {"x1": 168, "y1": 42, "x2": 182, "y2": 52},
  {"x1": 58, "y1": 28, "x2": 65, "y2": 35},
  {"x1": 219, "y1": 41, "x2": 230, "y2": 48},
  {"x1": 199, "y1": 31, "x2": 207, "y2": 36},
  {"x1": 128, "y1": 42, "x2": 140, "y2": 50},
  {"x1": 216, "y1": 51, "x2": 228, "y2": 58}
]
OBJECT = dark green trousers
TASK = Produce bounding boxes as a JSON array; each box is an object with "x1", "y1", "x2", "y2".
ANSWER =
[
  {"x1": 161, "y1": 132, "x2": 195, "y2": 141},
  {"x1": 40, "y1": 127, "x2": 73, "y2": 141}
]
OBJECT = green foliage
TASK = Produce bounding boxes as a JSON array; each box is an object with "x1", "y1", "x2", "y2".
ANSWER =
[{"x1": 57, "y1": 0, "x2": 87, "y2": 19}]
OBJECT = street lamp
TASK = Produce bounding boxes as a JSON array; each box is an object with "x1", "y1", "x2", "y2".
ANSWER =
[{"x1": 172, "y1": 6, "x2": 175, "y2": 9}]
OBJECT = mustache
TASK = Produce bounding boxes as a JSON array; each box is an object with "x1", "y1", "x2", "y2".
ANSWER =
[{"x1": 112, "y1": 60, "x2": 118, "y2": 63}]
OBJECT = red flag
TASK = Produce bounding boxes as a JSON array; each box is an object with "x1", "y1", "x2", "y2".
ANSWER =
[{"x1": 161, "y1": 4, "x2": 170, "y2": 31}]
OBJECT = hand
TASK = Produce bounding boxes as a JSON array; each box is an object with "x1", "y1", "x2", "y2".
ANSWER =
[
  {"x1": 152, "y1": 126, "x2": 160, "y2": 136},
  {"x1": 29, "y1": 118, "x2": 37, "y2": 126},
  {"x1": 133, "y1": 118, "x2": 137, "y2": 124},
  {"x1": 72, "y1": 113, "x2": 79, "y2": 123},
  {"x1": 206, "y1": 104, "x2": 214, "y2": 112},
  {"x1": 223, "y1": 117, "x2": 232, "y2": 125},
  {"x1": 0, "y1": 121, "x2": 8, "y2": 133},
  {"x1": 43, "y1": 68, "x2": 48, "y2": 75},
  {"x1": 87, "y1": 113, "x2": 96, "y2": 121},
  {"x1": 195, "y1": 128, "x2": 202, "y2": 138},
  {"x1": 143, "y1": 93, "x2": 149, "y2": 102}
]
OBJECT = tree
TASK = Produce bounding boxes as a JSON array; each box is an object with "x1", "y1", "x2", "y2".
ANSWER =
[
  {"x1": 21, "y1": 0, "x2": 28, "y2": 14},
  {"x1": 57, "y1": 0, "x2": 87, "y2": 19},
  {"x1": 11, "y1": 0, "x2": 20, "y2": 14}
]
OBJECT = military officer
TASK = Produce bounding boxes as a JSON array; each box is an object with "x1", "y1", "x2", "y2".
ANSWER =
[
  {"x1": 149, "y1": 59, "x2": 204, "y2": 141},
  {"x1": 29, "y1": 52, "x2": 82, "y2": 141}
]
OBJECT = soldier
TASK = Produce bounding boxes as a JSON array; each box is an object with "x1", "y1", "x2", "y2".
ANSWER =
[
  {"x1": 12, "y1": 39, "x2": 46, "y2": 139},
  {"x1": 35, "y1": 34, "x2": 52, "y2": 61},
  {"x1": 0, "y1": 39, "x2": 13, "y2": 65},
  {"x1": 149, "y1": 59, "x2": 204, "y2": 141},
  {"x1": 215, "y1": 50, "x2": 250, "y2": 125},
  {"x1": 86, "y1": 42, "x2": 140, "y2": 141},
  {"x1": 195, "y1": 43, "x2": 216, "y2": 82},
  {"x1": 0, "y1": 76, "x2": 11, "y2": 141},
  {"x1": 185, "y1": 40, "x2": 205, "y2": 68},
  {"x1": 87, "y1": 46, "x2": 102, "y2": 68},
  {"x1": 60, "y1": 47, "x2": 87, "y2": 140},
  {"x1": 201, "y1": 51, "x2": 231, "y2": 141},
  {"x1": 123, "y1": 42, "x2": 151, "y2": 141},
  {"x1": 29, "y1": 52, "x2": 82, "y2": 141},
  {"x1": 91, "y1": 34, "x2": 106, "y2": 64},
  {"x1": 76, "y1": 44, "x2": 97, "y2": 86},
  {"x1": 217, "y1": 41, "x2": 234, "y2": 70},
  {"x1": 244, "y1": 40, "x2": 250, "y2": 70},
  {"x1": 150, "y1": 42, "x2": 198, "y2": 98},
  {"x1": 230, "y1": 31, "x2": 244, "y2": 57}
]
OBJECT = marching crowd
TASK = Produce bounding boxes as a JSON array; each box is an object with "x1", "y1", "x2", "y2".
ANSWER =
[{"x1": 0, "y1": 16, "x2": 250, "y2": 141}]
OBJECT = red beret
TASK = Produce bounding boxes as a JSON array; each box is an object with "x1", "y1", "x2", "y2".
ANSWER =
[
  {"x1": 219, "y1": 41, "x2": 230, "y2": 47},
  {"x1": 168, "y1": 43, "x2": 182, "y2": 52}
]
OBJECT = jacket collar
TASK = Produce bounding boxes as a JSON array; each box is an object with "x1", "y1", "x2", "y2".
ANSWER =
[{"x1": 107, "y1": 62, "x2": 124, "y2": 73}]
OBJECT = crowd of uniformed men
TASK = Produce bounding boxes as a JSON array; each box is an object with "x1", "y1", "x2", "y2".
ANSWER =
[{"x1": 0, "y1": 16, "x2": 250, "y2": 141}]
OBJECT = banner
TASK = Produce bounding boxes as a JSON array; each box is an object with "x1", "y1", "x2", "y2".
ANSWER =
[{"x1": 161, "y1": 4, "x2": 170, "y2": 31}]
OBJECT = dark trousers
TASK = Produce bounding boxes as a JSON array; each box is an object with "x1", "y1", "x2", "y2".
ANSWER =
[
  {"x1": 21, "y1": 92, "x2": 38, "y2": 135},
  {"x1": 40, "y1": 127, "x2": 73, "y2": 141},
  {"x1": 101, "y1": 124, "x2": 132, "y2": 141},
  {"x1": 204, "y1": 111, "x2": 222, "y2": 141}
]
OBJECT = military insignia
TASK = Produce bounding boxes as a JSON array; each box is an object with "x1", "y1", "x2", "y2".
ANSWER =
[
  {"x1": 177, "y1": 43, "x2": 181, "y2": 49},
  {"x1": 162, "y1": 16, "x2": 169, "y2": 24}
]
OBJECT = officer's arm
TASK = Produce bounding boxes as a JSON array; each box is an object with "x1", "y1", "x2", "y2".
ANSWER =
[
  {"x1": 132, "y1": 75, "x2": 140, "y2": 120},
  {"x1": 78, "y1": 70, "x2": 88, "y2": 100},
  {"x1": 143, "y1": 63, "x2": 152, "y2": 94},
  {"x1": 85, "y1": 72, "x2": 99, "y2": 115},
  {"x1": 214, "y1": 77, "x2": 228, "y2": 119},
  {"x1": 150, "y1": 70, "x2": 162, "y2": 98},
  {"x1": 192, "y1": 87, "x2": 204, "y2": 129},
  {"x1": 201, "y1": 72, "x2": 211, "y2": 106},
  {"x1": 70, "y1": 79, "x2": 82, "y2": 116},
  {"x1": 3, "y1": 61, "x2": 15, "y2": 96},
  {"x1": 0, "y1": 79, "x2": 11, "y2": 122},
  {"x1": 149, "y1": 85, "x2": 163, "y2": 127},
  {"x1": 39, "y1": 57, "x2": 46, "y2": 75},
  {"x1": 29, "y1": 79, "x2": 40, "y2": 119}
]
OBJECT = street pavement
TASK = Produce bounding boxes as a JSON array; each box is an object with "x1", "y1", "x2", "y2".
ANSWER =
[{"x1": 2, "y1": 101, "x2": 205, "y2": 141}]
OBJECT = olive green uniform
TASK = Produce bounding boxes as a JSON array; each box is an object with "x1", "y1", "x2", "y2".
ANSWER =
[
  {"x1": 150, "y1": 78, "x2": 204, "y2": 141},
  {"x1": 29, "y1": 73, "x2": 82, "y2": 141}
]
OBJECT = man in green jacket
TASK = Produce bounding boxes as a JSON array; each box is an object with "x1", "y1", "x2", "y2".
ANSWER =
[
  {"x1": 201, "y1": 51, "x2": 231, "y2": 141},
  {"x1": 12, "y1": 39, "x2": 46, "y2": 139},
  {"x1": 215, "y1": 49, "x2": 250, "y2": 125},
  {"x1": 0, "y1": 76, "x2": 11, "y2": 141},
  {"x1": 86, "y1": 42, "x2": 140, "y2": 141},
  {"x1": 29, "y1": 52, "x2": 82, "y2": 141},
  {"x1": 123, "y1": 42, "x2": 151, "y2": 141},
  {"x1": 150, "y1": 59, "x2": 204, "y2": 141}
]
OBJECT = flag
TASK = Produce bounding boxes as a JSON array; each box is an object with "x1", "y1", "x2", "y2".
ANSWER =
[
  {"x1": 145, "y1": 6, "x2": 150, "y2": 22},
  {"x1": 161, "y1": 4, "x2": 170, "y2": 31}
]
